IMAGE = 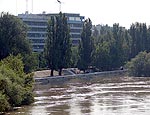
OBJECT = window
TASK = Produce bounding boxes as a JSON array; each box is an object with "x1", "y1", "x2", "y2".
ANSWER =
[
  {"x1": 70, "y1": 29, "x2": 81, "y2": 33},
  {"x1": 30, "y1": 39, "x2": 45, "y2": 43},
  {"x1": 72, "y1": 40, "x2": 80, "y2": 44},
  {"x1": 28, "y1": 33, "x2": 46, "y2": 37},
  {"x1": 71, "y1": 34, "x2": 81, "y2": 38},
  {"x1": 24, "y1": 21, "x2": 47, "y2": 26},
  {"x1": 29, "y1": 27, "x2": 46, "y2": 32}
]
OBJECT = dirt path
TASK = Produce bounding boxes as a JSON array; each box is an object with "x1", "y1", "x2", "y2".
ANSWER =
[{"x1": 33, "y1": 70, "x2": 58, "y2": 78}]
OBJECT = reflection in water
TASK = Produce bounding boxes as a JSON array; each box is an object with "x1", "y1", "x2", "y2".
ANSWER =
[{"x1": 7, "y1": 76, "x2": 150, "y2": 115}]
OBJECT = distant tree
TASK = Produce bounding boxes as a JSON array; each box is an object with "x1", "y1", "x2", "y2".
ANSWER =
[
  {"x1": 0, "y1": 12, "x2": 31, "y2": 60},
  {"x1": 23, "y1": 53, "x2": 39, "y2": 73},
  {"x1": 92, "y1": 24, "x2": 132, "y2": 71},
  {"x1": 110, "y1": 24, "x2": 128, "y2": 68},
  {"x1": 45, "y1": 12, "x2": 71, "y2": 76},
  {"x1": 71, "y1": 46, "x2": 79, "y2": 67},
  {"x1": 56, "y1": 13, "x2": 72, "y2": 75},
  {"x1": 92, "y1": 30, "x2": 113, "y2": 71},
  {"x1": 129, "y1": 23, "x2": 149, "y2": 58},
  {"x1": 45, "y1": 16, "x2": 56, "y2": 76},
  {"x1": 38, "y1": 52, "x2": 47, "y2": 69},
  {"x1": 92, "y1": 26, "x2": 99, "y2": 39},
  {"x1": 126, "y1": 51, "x2": 150, "y2": 77},
  {"x1": 78, "y1": 18, "x2": 93, "y2": 72}
]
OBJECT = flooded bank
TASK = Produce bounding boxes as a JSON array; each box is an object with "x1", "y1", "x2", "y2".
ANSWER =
[{"x1": 7, "y1": 76, "x2": 150, "y2": 115}]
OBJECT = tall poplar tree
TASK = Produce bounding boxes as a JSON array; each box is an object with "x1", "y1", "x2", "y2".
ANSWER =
[
  {"x1": 45, "y1": 12, "x2": 71, "y2": 76},
  {"x1": 129, "y1": 22, "x2": 149, "y2": 58},
  {"x1": 78, "y1": 18, "x2": 93, "y2": 72}
]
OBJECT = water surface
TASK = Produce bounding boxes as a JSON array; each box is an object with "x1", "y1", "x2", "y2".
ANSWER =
[{"x1": 7, "y1": 76, "x2": 150, "y2": 115}]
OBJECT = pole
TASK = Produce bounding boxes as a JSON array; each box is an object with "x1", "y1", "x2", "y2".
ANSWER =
[
  {"x1": 26, "y1": 0, "x2": 28, "y2": 12},
  {"x1": 32, "y1": 0, "x2": 33, "y2": 13},
  {"x1": 59, "y1": 3, "x2": 61, "y2": 12}
]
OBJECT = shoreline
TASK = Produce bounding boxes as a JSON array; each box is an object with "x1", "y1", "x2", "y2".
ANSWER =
[{"x1": 34, "y1": 69, "x2": 128, "y2": 85}]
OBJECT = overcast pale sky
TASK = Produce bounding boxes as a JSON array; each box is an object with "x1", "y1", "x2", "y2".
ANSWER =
[{"x1": 0, "y1": 0, "x2": 150, "y2": 28}]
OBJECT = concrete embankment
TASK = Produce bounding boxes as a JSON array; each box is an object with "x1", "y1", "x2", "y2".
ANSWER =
[{"x1": 34, "y1": 70, "x2": 127, "y2": 85}]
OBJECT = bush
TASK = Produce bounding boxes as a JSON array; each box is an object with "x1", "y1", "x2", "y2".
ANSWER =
[
  {"x1": 0, "y1": 55, "x2": 24, "y2": 76},
  {"x1": 0, "y1": 92, "x2": 10, "y2": 112},
  {"x1": 22, "y1": 91, "x2": 34, "y2": 105},
  {"x1": 0, "y1": 55, "x2": 34, "y2": 113},
  {"x1": 126, "y1": 51, "x2": 150, "y2": 77}
]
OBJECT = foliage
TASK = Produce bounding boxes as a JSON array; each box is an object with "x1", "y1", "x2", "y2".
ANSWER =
[
  {"x1": 0, "y1": 92, "x2": 10, "y2": 112},
  {"x1": 77, "y1": 18, "x2": 94, "y2": 72},
  {"x1": 70, "y1": 46, "x2": 79, "y2": 67},
  {"x1": 1, "y1": 54, "x2": 24, "y2": 76},
  {"x1": 45, "y1": 12, "x2": 72, "y2": 76},
  {"x1": 126, "y1": 51, "x2": 150, "y2": 77},
  {"x1": 0, "y1": 12, "x2": 35, "y2": 73},
  {"x1": 38, "y1": 52, "x2": 47, "y2": 69},
  {"x1": 23, "y1": 53, "x2": 39, "y2": 73},
  {"x1": 92, "y1": 24, "x2": 131, "y2": 71},
  {"x1": 129, "y1": 23, "x2": 150, "y2": 58},
  {"x1": 0, "y1": 55, "x2": 34, "y2": 113},
  {"x1": 0, "y1": 12, "x2": 31, "y2": 60}
]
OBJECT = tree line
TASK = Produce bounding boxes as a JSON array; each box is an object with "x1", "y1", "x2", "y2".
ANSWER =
[
  {"x1": 1, "y1": 12, "x2": 150, "y2": 112},
  {"x1": 1, "y1": 12, "x2": 150, "y2": 82},
  {"x1": 1, "y1": 12, "x2": 150, "y2": 76},
  {"x1": 0, "y1": 13, "x2": 34, "y2": 113},
  {"x1": 44, "y1": 12, "x2": 150, "y2": 75},
  {"x1": 90, "y1": 23, "x2": 150, "y2": 73}
]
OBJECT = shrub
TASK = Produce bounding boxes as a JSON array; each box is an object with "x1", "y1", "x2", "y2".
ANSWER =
[
  {"x1": 0, "y1": 92, "x2": 10, "y2": 112},
  {"x1": 0, "y1": 55, "x2": 34, "y2": 113},
  {"x1": 126, "y1": 51, "x2": 150, "y2": 77}
]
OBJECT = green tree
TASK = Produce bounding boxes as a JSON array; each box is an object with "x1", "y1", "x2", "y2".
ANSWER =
[
  {"x1": 0, "y1": 55, "x2": 34, "y2": 112},
  {"x1": 78, "y1": 18, "x2": 93, "y2": 72},
  {"x1": 92, "y1": 24, "x2": 131, "y2": 71},
  {"x1": 45, "y1": 16, "x2": 56, "y2": 76},
  {"x1": 71, "y1": 46, "x2": 79, "y2": 67},
  {"x1": 92, "y1": 30, "x2": 114, "y2": 71},
  {"x1": 126, "y1": 51, "x2": 150, "y2": 77},
  {"x1": 45, "y1": 12, "x2": 71, "y2": 76},
  {"x1": 0, "y1": 12, "x2": 31, "y2": 60},
  {"x1": 129, "y1": 23, "x2": 149, "y2": 58},
  {"x1": 23, "y1": 53, "x2": 39, "y2": 73}
]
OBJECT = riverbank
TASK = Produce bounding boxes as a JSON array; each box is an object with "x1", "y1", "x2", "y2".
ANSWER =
[
  {"x1": 34, "y1": 69, "x2": 128, "y2": 85},
  {"x1": 33, "y1": 69, "x2": 76, "y2": 78}
]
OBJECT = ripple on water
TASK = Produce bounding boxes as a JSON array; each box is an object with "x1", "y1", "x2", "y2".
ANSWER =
[{"x1": 7, "y1": 76, "x2": 150, "y2": 115}]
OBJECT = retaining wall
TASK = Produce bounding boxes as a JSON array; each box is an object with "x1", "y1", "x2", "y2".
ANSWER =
[{"x1": 34, "y1": 70, "x2": 128, "y2": 85}]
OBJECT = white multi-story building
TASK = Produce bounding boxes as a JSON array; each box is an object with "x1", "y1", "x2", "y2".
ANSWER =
[{"x1": 18, "y1": 12, "x2": 84, "y2": 52}]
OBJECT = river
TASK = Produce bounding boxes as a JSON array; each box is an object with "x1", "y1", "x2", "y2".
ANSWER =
[{"x1": 6, "y1": 76, "x2": 150, "y2": 115}]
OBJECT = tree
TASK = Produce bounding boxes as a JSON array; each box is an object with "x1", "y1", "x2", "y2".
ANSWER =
[
  {"x1": 92, "y1": 24, "x2": 132, "y2": 71},
  {"x1": 45, "y1": 16, "x2": 56, "y2": 76},
  {"x1": 129, "y1": 23, "x2": 149, "y2": 58},
  {"x1": 0, "y1": 12, "x2": 31, "y2": 60},
  {"x1": 23, "y1": 53, "x2": 39, "y2": 73},
  {"x1": 45, "y1": 12, "x2": 71, "y2": 76},
  {"x1": 92, "y1": 30, "x2": 114, "y2": 71},
  {"x1": 110, "y1": 23, "x2": 131, "y2": 68},
  {"x1": 78, "y1": 18, "x2": 93, "y2": 72},
  {"x1": 0, "y1": 55, "x2": 34, "y2": 112},
  {"x1": 70, "y1": 46, "x2": 79, "y2": 67},
  {"x1": 126, "y1": 51, "x2": 150, "y2": 77}
]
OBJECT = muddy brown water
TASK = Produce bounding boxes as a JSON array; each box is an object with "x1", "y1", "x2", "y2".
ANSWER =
[{"x1": 6, "y1": 76, "x2": 150, "y2": 115}]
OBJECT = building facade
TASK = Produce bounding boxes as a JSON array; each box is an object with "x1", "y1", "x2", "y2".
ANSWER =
[{"x1": 18, "y1": 12, "x2": 84, "y2": 52}]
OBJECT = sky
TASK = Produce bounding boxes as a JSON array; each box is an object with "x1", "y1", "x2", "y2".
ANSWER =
[{"x1": 0, "y1": 0, "x2": 150, "y2": 28}]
